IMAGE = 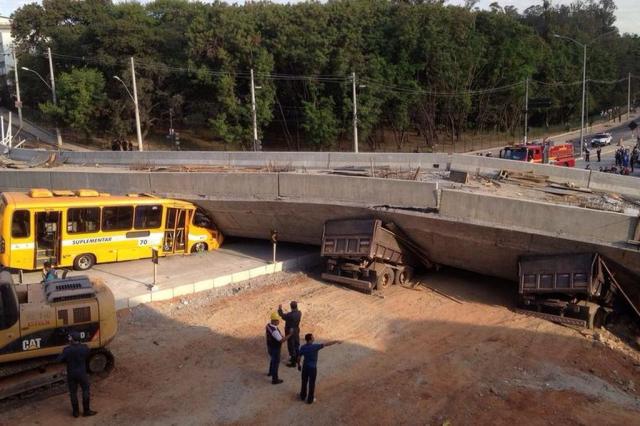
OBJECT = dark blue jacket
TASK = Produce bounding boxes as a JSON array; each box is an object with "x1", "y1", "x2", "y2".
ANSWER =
[
  {"x1": 57, "y1": 342, "x2": 90, "y2": 378},
  {"x1": 277, "y1": 308, "x2": 301, "y2": 332}
]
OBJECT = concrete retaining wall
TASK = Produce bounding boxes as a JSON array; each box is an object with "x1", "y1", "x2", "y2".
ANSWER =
[
  {"x1": 278, "y1": 173, "x2": 439, "y2": 208},
  {"x1": 439, "y1": 188, "x2": 636, "y2": 244},
  {"x1": 9, "y1": 148, "x2": 449, "y2": 170}
]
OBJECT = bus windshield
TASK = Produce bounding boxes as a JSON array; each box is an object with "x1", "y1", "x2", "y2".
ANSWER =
[
  {"x1": 503, "y1": 147, "x2": 528, "y2": 161},
  {"x1": 193, "y1": 208, "x2": 216, "y2": 230}
]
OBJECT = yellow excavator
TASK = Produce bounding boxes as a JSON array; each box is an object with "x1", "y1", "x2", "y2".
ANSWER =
[{"x1": 0, "y1": 270, "x2": 117, "y2": 403}]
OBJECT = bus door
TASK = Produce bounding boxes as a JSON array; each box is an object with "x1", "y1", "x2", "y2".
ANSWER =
[
  {"x1": 163, "y1": 208, "x2": 189, "y2": 254},
  {"x1": 34, "y1": 211, "x2": 62, "y2": 268}
]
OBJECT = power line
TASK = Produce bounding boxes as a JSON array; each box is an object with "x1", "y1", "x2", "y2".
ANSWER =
[{"x1": 23, "y1": 50, "x2": 640, "y2": 98}]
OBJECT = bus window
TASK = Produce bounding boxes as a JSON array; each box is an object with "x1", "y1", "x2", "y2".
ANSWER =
[
  {"x1": 67, "y1": 207, "x2": 100, "y2": 234},
  {"x1": 134, "y1": 205, "x2": 162, "y2": 229},
  {"x1": 102, "y1": 206, "x2": 133, "y2": 231},
  {"x1": 11, "y1": 210, "x2": 30, "y2": 238},
  {"x1": 193, "y1": 208, "x2": 216, "y2": 230}
]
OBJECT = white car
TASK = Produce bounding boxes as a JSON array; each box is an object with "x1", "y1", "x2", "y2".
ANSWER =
[{"x1": 590, "y1": 133, "x2": 612, "y2": 147}]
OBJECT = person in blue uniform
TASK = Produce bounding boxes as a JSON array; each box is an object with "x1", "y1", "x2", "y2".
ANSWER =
[
  {"x1": 278, "y1": 301, "x2": 302, "y2": 367},
  {"x1": 56, "y1": 331, "x2": 97, "y2": 418},
  {"x1": 297, "y1": 333, "x2": 341, "y2": 404}
]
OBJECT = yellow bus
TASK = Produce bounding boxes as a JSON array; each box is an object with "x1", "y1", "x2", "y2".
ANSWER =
[{"x1": 0, "y1": 189, "x2": 223, "y2": 271}]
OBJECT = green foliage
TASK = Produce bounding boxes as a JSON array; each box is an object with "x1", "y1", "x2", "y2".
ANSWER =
[
  {"x1": 302, "y1": 97, "x2": 340, "y2": 149},
  {"x1": 10, "y1": 0, "x2": 640, "y2": 150},
  {"x1": 40, "y1": 67, "x2": 106, "y2": 136}
]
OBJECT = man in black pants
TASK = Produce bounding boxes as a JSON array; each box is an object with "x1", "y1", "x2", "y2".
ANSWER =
[
  {"x1": 278, "y1": 301, "x2": 302, "y2": 367},
  {"x1": 57, "y1": 331, "x2": 97, "y2": 418},
  {"x1": 297, "y1": 333, "x2": 340, "y2": 404},
  {"x1": 265, "y1": 312, "x2": 290, "y2": 384}
]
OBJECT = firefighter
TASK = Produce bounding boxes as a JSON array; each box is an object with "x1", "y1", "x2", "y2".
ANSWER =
[
  {"x1": 265, "y1": 312, "x2": 290, "y2": 384},
  {"x1": 278, "y1": 301, "x2": 302, "y2": 367},
  {"x1": 56, "y1": 332, "x2": 97, "y2": 417},
  {"x1": 297, "y1": 333, "x2": 341, "y2": 404}
]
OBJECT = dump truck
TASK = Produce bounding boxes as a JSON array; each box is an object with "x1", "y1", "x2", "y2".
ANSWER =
[
  {"x1": 320, "y1": 218, "x2": 432, "y2": 293},
  {"x1": 516, "y1": 253, "x2": 640, "y2": 328},
  {"x1": 0, "y1": 272, "x2": 117, "y2": 403}
]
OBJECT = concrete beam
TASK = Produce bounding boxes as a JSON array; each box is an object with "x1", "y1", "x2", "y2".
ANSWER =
[
  {"x1": 149, "y1": 172, "x2": 278, "y2": 200},
  {"x1": 278, "y1": 173, "x2": 439, "y2": 208},
  {"x1": 438, "y1": 188, "x2": 636, "y2": 244}
]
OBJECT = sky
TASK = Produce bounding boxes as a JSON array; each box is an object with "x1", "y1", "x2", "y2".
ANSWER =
[{"x1": 1, "y1": 0, "x2": 638, "y2": 34}]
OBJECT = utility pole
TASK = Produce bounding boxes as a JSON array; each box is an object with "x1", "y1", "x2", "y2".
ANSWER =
[
  {"x1": 130, "y1": 57, "x2": 143, "y2": 151},
  {"x1": 580, "y1": 44, "x2": 586, "y2": 157},
  {"x1": 47, "y1": 47, "x2": 63, "y2": 147},
  {"x1": 524, "y1": 77, "x2": 529, "y2": 144},
  {"x1": 352, "y1": 72, "x2": 358, "y2": 153},
  {"x1": 12, "y1": 47, "x2": 23, "y2": 128},
  {"x1": 250, "y1": 68, "x2": 258, "y2": 151},
  {"x1": 628, "y1": 72, "x2": 632, "y2": 120}
]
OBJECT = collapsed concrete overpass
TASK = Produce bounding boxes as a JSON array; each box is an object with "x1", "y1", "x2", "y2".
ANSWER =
[{"x1": 2, "y1": 148, "x2": 640, "y2": 309}]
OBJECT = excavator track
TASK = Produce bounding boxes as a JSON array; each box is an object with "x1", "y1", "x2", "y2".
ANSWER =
[{"x1": 0, "y1": 363, "x2": 68, "y2": 410}]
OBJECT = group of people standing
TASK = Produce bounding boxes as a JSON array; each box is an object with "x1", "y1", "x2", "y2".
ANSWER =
[
  {"x1": 265, "y1": 301, "x2": 340, "y2": 404},
  {"x1": 614, "y1": 146, "x2": 639, "y2": 173}
]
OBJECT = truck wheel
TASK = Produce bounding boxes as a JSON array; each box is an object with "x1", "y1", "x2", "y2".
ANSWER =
[
  {"x1": 395, "y1": 267, "x2": 413, "y2": 286},
  {"x1": 73, "y1": 253, "x2": 95, "y2": 271},
  {"x1": 376, "y1": 267, "x2": 395, "y2": 290}
]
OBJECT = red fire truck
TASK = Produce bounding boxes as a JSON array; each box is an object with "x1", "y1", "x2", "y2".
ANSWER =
[{"x1": 499, "y1": 142, "x2": 575, "y2": 167}]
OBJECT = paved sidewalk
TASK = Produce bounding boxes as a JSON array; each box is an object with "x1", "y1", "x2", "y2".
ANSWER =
[{"x1": 18, "y1": 240, "x2": 320, "y2": 310}]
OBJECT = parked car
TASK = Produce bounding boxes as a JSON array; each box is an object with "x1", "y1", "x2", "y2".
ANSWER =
[{"x1": 590, "y1": 133, "x2": 613, "y2": 147}]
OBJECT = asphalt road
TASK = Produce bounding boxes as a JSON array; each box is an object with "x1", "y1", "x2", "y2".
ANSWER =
[{"x1": 571, "y1": 119, "x2": 636, "y2": 153}]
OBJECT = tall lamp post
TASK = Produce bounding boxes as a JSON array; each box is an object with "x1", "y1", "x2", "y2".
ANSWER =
[
  {"x1": 114, "y1": 70, "x2": 144, "y2": 151},
  {"x1": 553, "y1": 30, "x2": 616, "y2": 157},
  {"x1": 21, "y1": 65, "x2": 63, "y2": 147}
]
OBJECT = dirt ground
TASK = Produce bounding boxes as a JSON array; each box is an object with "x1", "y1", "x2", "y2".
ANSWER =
[{"x1": 3, "y1": 269, "x2": 640, "y2": 426}]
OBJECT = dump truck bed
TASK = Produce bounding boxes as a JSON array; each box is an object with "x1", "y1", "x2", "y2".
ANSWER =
[{"x1": 321, "y1": 219, "x2": 414, "y2": 265}]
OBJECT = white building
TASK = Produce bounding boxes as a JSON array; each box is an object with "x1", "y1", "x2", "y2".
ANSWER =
[{"x1": 0, "y1": 16, "x2": 14, "y2": 77}]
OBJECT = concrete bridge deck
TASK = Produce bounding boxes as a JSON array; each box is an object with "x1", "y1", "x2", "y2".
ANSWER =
[{"x1": 2, "y1": 148, "x2": 640, "y2": 310}]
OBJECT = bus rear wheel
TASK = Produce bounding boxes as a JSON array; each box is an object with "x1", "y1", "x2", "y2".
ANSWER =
[
  {"x1": 191, "y1": 242, "x2": 208, "y2": 253},
  {"x1": 74, "y1": 254, "x2": 96, "y2": 271}
]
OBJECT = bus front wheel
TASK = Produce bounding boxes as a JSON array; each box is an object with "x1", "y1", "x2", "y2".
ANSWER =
[
  {"x1": 74, "y1": 253, "x2": 96, "y2": 271},
  {"x1": 191, "y1": 242, "x2": 208, "y2": 253}
]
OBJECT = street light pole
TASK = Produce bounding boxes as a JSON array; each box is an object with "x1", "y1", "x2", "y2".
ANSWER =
[
  {"x1": 580, "y1": 43, "x2": 586, "y2": 156},
  {"x1": 12, "y1": 47, "x2": 23, "y2": 128},
  {"x1": 352, "y1": 72, "x2": 358, "y2": 153},
  {"x1": 524, "y1": 77, "x2": 529, "y2": 144},
  {"x1": 250, "y1": 68, "x2": 258, "y2": 151},
  {"x1": 130, "y1": 57, "x2": 143, "y2": 151},
  {"x1": 47, "y1": 47, "x2": 63, "y2": 147},
  {"x1": 628, "y1": 72, "x2": 632, "y2": 120},
  {"x1": 554, "y1": 31, "x2": 616, "y2": 156}
]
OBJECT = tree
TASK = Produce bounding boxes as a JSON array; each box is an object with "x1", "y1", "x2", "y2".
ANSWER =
[{"x1": 40, "y1": 67, "x2": 106, "y2": 137}]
